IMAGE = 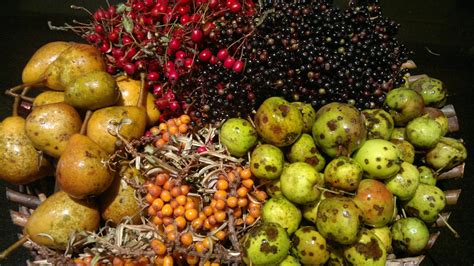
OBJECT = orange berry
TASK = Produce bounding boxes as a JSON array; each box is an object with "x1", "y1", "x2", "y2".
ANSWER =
[
  {"x1": 175, "y1": 195, "x2": 186, "y2": 206},
  {"x1": 203, "y1": 218, "x2": 212, "y2": 230},
  {"x1": 232, "y1": 207, "x2": 242, "y2": 218},
  {"x1": 227, "y1": 172, "x2": 236, "y2": 183},
  {"x1": 164, "y1": 224, "x2": 175, "y2": 234},
  {"x1": 194, "y1": 241, "x2": 206, "y2": 253},
  {"x1": 249, "y1": 204, "x2": 262, "y2": 218},
  {"x1": 185, "y1": 201, "x2": 196, "y2": 210},
  {"x1": 158, "y1": 123, "x2": 168, "y2": 132},
  {"x1": 216, "y1": 179, "x2": 229, "y2": 190},
  {"x1": 237, "y1": 197, "x2": 248, "y2": 207},
  {"x1": 237, "y1": 187, "x2": 248, "y2": 197},
  {"x1": 180, "y1": 185, "x2": 190, "y2": 195},
  {"x1": 148, "y1": 206, "x2": 157, "y2": 216},
  {"x1": 155, "y1": 173, "x2": 168, "y2": 186},
  {"x1": 254, "y1": 190, "x2": 268, "y2": 202},
  {"x1": 166, "y1": 119, "x2": 176, "y2": 127},
  {"x1": 178, "y1": 124, "x2": 189, "y2": 134},
  {"x1": 167, "y1": 231, "x2": 177, "y2": 241},
  {"x1": 171, "y1": 186, "x2": 182, "y2": 197},
  {"x1": 145, "y1": 193, "x2": 155, "y2": 204},
  {"x1": 154, "y1": 256, "x2": 165, "y2": 265},
  {"x1": 242, "y1": 179, "x2": 254, "y2": 189},
  {"x1": 203, "y1": 206, "x2": 214, "y2": 216},
  {"x1": 227, "y1": 196, "x2": 238, "y2": 208},
  {"x1": 155, "y1": 138, "x2": 167, "y2": 147},
  {"x1": 112, "y1": 257, "x2": 125, "y2": 266},
  {"x1": 152, "y1": 216, "x2": 163, "y2": 226},
  {"x1": 137, "y1": 256, "x2": 149, "y2": 265},
  {"x1": 151, "y1": 239, "x2": 167, "y2": 255},
  {"x1": 162, "y1": 132, "x2": 170, "y2": 142},
  {"x1": 214, "y1": 211, "x2": 226, "y2": 223},
  {"x1": 163, "y1": 216, "x2": 174, "y2": 226},
  {"x1": 215, "y1": 199, "x2": 226, "y2": 210},
  {"x1": 208, "y1": 215, "x2": 217, "y2": 225},
  {"x1": 214, "y1": 190, "x2": 227, "y2": 200},
  {"x1": 163, "y1": 255, "x2": 174, "y2": 266},
  {"x1": 148, "y1": 184, "x2": 162, "y2": 197},
  {"x1": 185, "y1": 208, "x2": 198, "y2": 221},
  {"x1": 174, "y1": 118, "x2": 182, "y2": 126},
  {"x1": 186, "y1": 255, "x2": 199, "y2": 265},
  {"x1": 240, "y1": 168, "x2": 252, "y2": 179},
  {"x1": 168, "y1": 125, "x2": 179, "y2": 135},
  {"x1": 215, "y1": 230, "x2": 226, "y2": 241},
  {"x1": 199, "y1": 212, "x2": 207, "y2": 220},
  {"x1": 179, "y1": 114, "x2": 191, "y2": 124},
  {"x1": 235, "y1": 218, "x2": 244, "y2": 226},
  {"x1": 160, "y1": 190, "x2": 171, "y2": 202},
  {"x1": 162, "y1": 204, "x2": 173, "y2": 216},
  {"x1": 192, "y1": 218, "x2": 204, "y2": 230},
  {"x1": 175, "y1": 216, "x2": 187, "y2": 230},
  {"x1": 170, "y1": 199, "x2": 179, "y2": 209},
  {"x1": 173, "y1": 205, "x2": 185, "y2": 217},
  {"x1": 218, "y1": 174, "x2": 227, "y2": 180},
  {"x1": 245, "y1": 215, "x2": 255, "y2": 225},
  {"x1": 203, "y1": 237, "x2": 212, "y2": 249},
  {"x1": 152, "y1": 198, "x2": 164, "y2": 211},
  {"x1": 180, "y1": 232, "x2": 193, "y2": 246},
  {"x1": 211, "y1": 263, "x2": 220, "y2": 266}
]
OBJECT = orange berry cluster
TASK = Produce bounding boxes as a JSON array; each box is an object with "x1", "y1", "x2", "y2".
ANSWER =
[
  {"x1": 149, "y1": 114, "x2": 191, "y2": 148},
  {"x1": 74, "y1": 256, "x2": 150, "y2": 266},
  {"x1": 143, "y1": 167, "x2": 267, "y2": 265}
]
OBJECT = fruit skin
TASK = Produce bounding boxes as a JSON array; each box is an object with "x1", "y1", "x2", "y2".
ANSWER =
[
  {"x1": 25, "y1": 102, "x2": 82, "y2": 158},
  {"x1": 362, "y1": 109, "x2": 394, "y2": 140},
  {"x1": 406, "y1": 116, "x2": 442, "y2": 149},
  {"x1": 278, "y1": 255, "x2": 301, "y2": 266},
  {"x1": 266, "y1": 178, "x2": 283, "y2": 198},
  {"x1": 57, "y1": 134, "x2": 114, "y2": 199},
  {"x1": 220, "y1": 118, "x2": 258, "y2": 157},
  {"x1": 287, "y1": 133, "x2": 325, "y2": 172},
  {"x1": 316, "y1": 197, "x2": 363, "y2": 245},
  {"x1": 353, "y1": 179, "x2": 395, "y2": 227},
  {"x1": 250, "y1": 144, "x2": 285, "y2": 180},
  {"x1": 353, "y1": 139, "x2": 402, "y2": 179},
  {"x1": 100, "y1": 173, "x2": 142, "y2": 225},
  {"x1": 0, "y1": 116, "x2": 51, "y2": 184},
  {"x1": 32, "y1": 91, "x2": 65, "y2": 107},
  {"x1": 423, "y1": 107, "x2": 449, "y2": 136},
  {"x1": 280, "y1": 162, "x2": 324, "y2": 205},
  {"x1": 418, "y1": 166, "x2": 437, "y2": 186},
  {"x1": 390, "y1": 127, "x2": 406, "y2": 141},
  {"x1": 22, "y1": 41, "x2": 72, "y2": 85},
  {"x1": 312, "y1": 102, "x2": 366, "y2": 157},
  {"x1": 43, "y1": 43, "x2": 106, "y2": 91},
  {"x1": 262, "y1": 196, "x2": 302, "y2": 235},
  {"x1": 241, "y1": 222, "x2": 291, "y2": 266},
  {"x1": 369, "y1": 226, "x2": 392, "y2": 253},
  {"x1": 254, "y1": 97, "x2": 303, "y2": 147},
  {"x1": 391, "y1": 139, "x2": 415, "y2": 164},
  {"x1": 291, "y1": 102, "x2": 316, "y2": 133},
  {"x1": 324, "y1": 156, "x2": 363, "y2": 192},
  {"x1": 384, "y1": 162, "x2": 420, "y2": 201},
  {"x1": 25, "y1": 191, "x2": 100, "y2": 250},
  {"x1": 291, "y1": 226, "x2": 329, "y2": 265},
  {"x1": 403, "y1": 183, "x2": 446, "y2": 223},
  {"x1": 87, "y1": 106, "x2": 147, "y2": 154},
  {"x1": 65, "y1": 70, "x2": 119, "y2": 110},
  {"x1": 383, "y1": 88, "x2": 424, "y2": 126},
  {"x1": 425, "y1": 137, "x2": 467, "y2": 171},
  {"x1": 410, "y1": 76, "x2": 447, "y2": 108},
  {"x1": 391, "y1": 217, "x2": 430, "y2": 255},
  {"x1": 343, "y1": 229, "x2": 387, "y2": 266},
  {"x1": 116, "y1": 75, "x2": 160, "y2": 126}
]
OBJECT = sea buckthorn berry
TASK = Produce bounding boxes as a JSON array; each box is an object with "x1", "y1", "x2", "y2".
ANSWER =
[
  {"x1": 155, "y1": 138, "x2": 167, "y2": 147},
  {"x1": 152, "y1": 216, "x2": 163, "y2": 226},
  {"x1": 215, "y1": 230, "x2": 226, "y2": 241},
  {"x1": 245, "y1": 215, "x2": 255, "y2": 225},
  {"x1": 195, "y1": 241, "x2": 205, "y2": 253},
  {"x1": 203, "y1": 206, "x2": 213, "y2": 216},
  {"x1": 163, "y1": 255, "x2": 174, "y2": 266},
  {"x1": 171, "y1": 187, "x2": 182, "y2": 197},
  {"x1": 173, "y1": 206, "x2": 185, "y2": 217},
  {"x1": 208, "y1": 215, "x2": 217, "y2": 225},
  {"x1": 178, "y1": 124, "x2": 189, "y2": 134},
  {"x1": 163, "y1": 217, "x2": 174, "y2": 226},
  {"x1": 175, "y1": 216, "x2": 187, "y2": 230},
  {"x1": 185, "y1": 209, "x2": 198, "y2": 221},
  {"x1": 242, "y1": 179, "x2": 254, "y2": 189},
  {"x1": 237, "y1": 197, "x2": 248, "y2": 207},
  {"x1": 186, "y1": 255, "x2": 199, "y2": 265},
  {"x1": 160, "y1": 190, "x2": 172, "y2": 202},
  {"x1": 214, "y1": 211, "x2": 226, "y2": 223},
  {"x1": 202, "y1": 237, "x2": 212, "y2": 249},
  {"x1": 216, "y1": 180, "x2": 229, "y2": 190},
  {"x1": 215, "y1": 199, "x2": 226, "y2": 210},
  {"x1": 240, "y1": 168, "x2": 252, "y2": 179},
  {"x1": 192, "y1": 218, "x2": 204, "y2": 230},
  {"x1": 162, "y1": 204, "x2": 173, "y2": 216},
  {"x1": 152, "y1": 198, "x2": 164, "y2": 211},
  {"x1": 180, "y1": 185, "x2": 190, "y2": 195},
  {"x1": 185, "y1": 201, "x2": 196, "y2": 210},
  {"x1": 203, "y1": 218, "x2": 212, "y2": 230},
  {"x1": 176, "y1": 195, "x2": 187, "y2": 205},
  {"x1": 237, "y1": 187, "x2": 248, "y2": 197},
  {"x1": 227, "y1": 196, "x2": 238, "y2": 208},
  {"x1": 145, "y1": 193, "x2": 155, "y2": 204},
  {"x1": 170, "y1": 199, "x2": 179, "y2": 209},
  {"x1": 155, "y1": 173, "x2": 168, "y2": 186},
  {"x1": 151, "y1": 239, "x2": 167, "y2": 255},
  {"x1": 254, "y1": 190, "x2": 268, "y2": 202},
  {"x1": 179, "y1": 114, "x2": 191, "y2": 124},
  {"x1": 214, "y1": 190, "x2": 227, "y2": 200},
  {"x1": 148, "y1": 206, "x2": 157, "y2": 216},
  {"x1": 180, "y1": 232, "x2": 193, "y2": 246}
]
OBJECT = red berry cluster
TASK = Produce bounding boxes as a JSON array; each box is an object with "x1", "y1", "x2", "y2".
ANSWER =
[{"x1": 74, "y1": 0, "x2": 256, "y2": 120}]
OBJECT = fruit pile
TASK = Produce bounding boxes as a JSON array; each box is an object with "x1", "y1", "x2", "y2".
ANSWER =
[
  {"x1": 58, "y1": 0, "x2": 411, "y2": 125},
  {"x1": 0, "y1": 0, "x2": 467, "y2": 265}
]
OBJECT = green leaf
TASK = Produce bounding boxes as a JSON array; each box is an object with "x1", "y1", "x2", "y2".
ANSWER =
[
  {"x1": 122, "y1": 15, "x2": 134, "y2": 34},
  {"x1": 116, "y1": 3, "x2": 128, "y2": 13}
]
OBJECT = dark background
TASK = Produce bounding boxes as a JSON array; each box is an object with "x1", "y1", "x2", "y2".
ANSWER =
[{"x1": 0, "y1": 1, "x2": 473, "y2": 265}]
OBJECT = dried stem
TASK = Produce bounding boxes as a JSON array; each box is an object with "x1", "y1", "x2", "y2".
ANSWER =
[
  {"x1": 6, "y1": 188, "x2": 42, "y2": 209},
  {"x1": 444, "y1": 189, "x2": 461, "y2": 205},
  {"x1": 437, "y1": 163, "x2": 464, "y2": 180},
  {"x1": 425, "y1": 231, "x2": 440, "y2": 249},
  {"x1": 433, "y1": 212, "x2": 451, "y2": 228},
  {"x1": 80, "y1": 110, "x2": 93, "y2": 135},
  {"x1": 10, "y1": 210, "x2": 29, "y2": 227},
  {"x1": 0, "y1": 236, "x2": 28, "y2": 260}
]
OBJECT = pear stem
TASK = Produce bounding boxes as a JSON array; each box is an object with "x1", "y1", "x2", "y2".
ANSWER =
[
  {"x1": 5, "y1": 188, "x2": 41, "y2": 209},
  {"x1": 137, "y1": 72, "x2": 147, "y2": 109},
  {"x1": 437, "y1": 213, "x2": 460, "y2": 238},
  {"x1": 0, "y1": 235, "x2": 28, "y2": 261},
  {"x1": 12, "y1": 87, "x2": 32, "y2": 116},
  {"x1": 80, "y1": 110, "x2": 93, "y2": 135}
]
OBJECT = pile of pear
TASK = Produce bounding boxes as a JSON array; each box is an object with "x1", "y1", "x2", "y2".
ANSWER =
[
  {"x1": 219, "y1": 76, "x2": 467, "y2": 266},
  {"x1": 0, "y1": 42, "x2": 159, "y2": 251}
]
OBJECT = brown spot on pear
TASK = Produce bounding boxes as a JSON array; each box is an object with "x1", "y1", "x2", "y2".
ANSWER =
[{"x1": 25, "y1": 191, "x2": 100, "y2": 250}]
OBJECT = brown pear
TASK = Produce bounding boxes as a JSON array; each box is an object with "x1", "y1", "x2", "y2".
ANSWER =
[
  {"x1": 32, "y1": 91, "x2": 65, "y2": 107},
  {"x1": 0, "y1": 116, "x2": 51, "y2": 184},
  {"x1": 43, "y1": 43, "x2": 106, "y2": 90},
  {"x1": 25, "y1": 102, "x2": 82, "y2": 158},
  {"x1": 57, "y1": 134, "x2": 114, "y2": 199},
  {"x1": 99, "y1": 170, "x2": 142, "y2": 225},
  {"x1": 22, "y1": 41, "x2": 71, "y2": 85},
  {"x1": 25, "y1": 191, "x2": 100, "y2": 250}
]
